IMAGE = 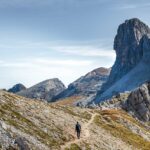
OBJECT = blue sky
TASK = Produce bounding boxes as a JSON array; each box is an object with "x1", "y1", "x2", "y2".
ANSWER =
[{"x1": 0, "y1": 0, "x2": 150, "y2": 89}]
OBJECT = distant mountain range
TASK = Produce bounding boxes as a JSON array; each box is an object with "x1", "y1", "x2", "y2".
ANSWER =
[
  {"x1": 52, "y1": 67, "x2": 110, "y2": 101},
  {"x1": 8, "y1": 67, "x2": 110, "y2": 103},
  {"x1": 7, "y1": 18, "x2": 150, "y2": 107},
  {"x1": 17, "y1": 78, "x2": 66, "y2": 102}
]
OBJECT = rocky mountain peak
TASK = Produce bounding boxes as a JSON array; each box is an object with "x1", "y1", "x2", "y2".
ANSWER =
[
  {"x1": 52, "y1": 67, "x2": 110, "y2": 102},
  {"x1": 114, "y1": 18, "x2": 150, "y2": 75},
  {"x1": 85, "y1": 67, "x2": 111, "y2": 77},
  {"x1": 114, "y1": 18, "x2": 150, "y2": 51},
  {"x1": 34, "y1": 78, "x2": 65, "y2": 91},
  {"x1": 94, "y1": 18, "x2": 150, "y2": 103},
  {"x1": 98, "y1": 18, "x2": 150, "y2": 94},
  {"x1": 18, "y1": 78, "x2": 66, "y2": 102},
  {"x1": 8, "y1": 83, "x2": 26, "y2": 93}
]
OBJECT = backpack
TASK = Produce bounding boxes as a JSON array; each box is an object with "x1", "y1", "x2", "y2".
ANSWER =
[{"x1": 76, "y1": 124, "x2": 81, "y2": 132}]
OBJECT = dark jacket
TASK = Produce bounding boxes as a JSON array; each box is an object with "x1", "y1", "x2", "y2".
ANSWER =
[{"x1": 76, "y1": 123, "x2": 81, "y2": 132}]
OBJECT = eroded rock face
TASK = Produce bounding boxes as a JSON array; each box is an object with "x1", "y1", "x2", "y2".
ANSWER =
[
  {"x1": 124, "y1": 83, "x2": 150, "y2": 122},
  {"x1": 18, "y1": 78, "x2": 66, "y2": 102},
  {"x1": 67, "y1": 67, "x2": 110, "y2": 95},
  {"x1": 100, "y1": 18, "x2": 150, "y2": 93},
  {"x1": 0, "y1": 121, "x2": 18, "y2": 150},
  {"x1": 94, "y1": 18, "x2": 150, "y2": 103}
]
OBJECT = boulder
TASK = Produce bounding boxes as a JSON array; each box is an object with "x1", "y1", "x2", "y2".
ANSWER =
[{"x1": 125, "y1": 83, "x2": 150, "y2": 121}]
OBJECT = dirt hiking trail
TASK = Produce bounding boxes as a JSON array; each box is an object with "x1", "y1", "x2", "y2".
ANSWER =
[{"x1": 61, "y1": 113, "x2": 97, "y2": 150}]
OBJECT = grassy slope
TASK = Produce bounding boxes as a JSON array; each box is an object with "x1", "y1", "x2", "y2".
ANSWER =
[
  {"x1": 94, "y1": 109, "x2": 150, "y2": 150},
  {"x1": 0, "y1": 91, "x2": 150, "y2": 150}
]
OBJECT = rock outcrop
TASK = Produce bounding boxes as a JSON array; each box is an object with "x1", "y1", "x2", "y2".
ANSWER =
[
  {"x1": 99, "y1": 82, "x2": 150, "y2": 122},
  {"x1": 124, "y1": 83, "x2": 150, "y2": 122},
  {"x1": 95, "y1": 18, "x2": 150, "y2": 103},
  {"x1": 53, "y1": 67, "x2": 110, "y2": 101},
  {"x1": 103, "y1": 18, "x2": 150, "y2": 90},
  {"x1": 0, "y1": 121, "x2": 17, "y2": 149},
  {"x1": 18, "y1": 78, "x2": 66, "y2": 102},
  {"x1": 8, "y1": 83, "x2": 26, "y2": 93}
]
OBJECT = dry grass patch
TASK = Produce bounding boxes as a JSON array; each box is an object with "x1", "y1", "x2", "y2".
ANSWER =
[
  {"x1": 0, "y1": 103, "x2": 60, "y2": 149},
  {"x1": 54, "y1": 96, "x2": 83, "y2": 106},
  {"x1": 94, "y1": 109, "x2": 150, "y2": 150},
  {"x1": 65, "y1": 143, "x2": 82, "y2": 150},
  {"x1": 53, "y1": 105, "x2": 92, "y2": 120}
]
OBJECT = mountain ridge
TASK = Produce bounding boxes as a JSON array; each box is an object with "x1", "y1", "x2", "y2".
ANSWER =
[
  {"x1": 53, "y1": 67, "x2": 110, "y2": 102},
  {"x1": 17, "y1": 78, "x2": 66, "y2": 102}
]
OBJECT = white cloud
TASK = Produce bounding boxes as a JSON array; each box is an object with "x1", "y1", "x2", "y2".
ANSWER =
[
  {"x1": 0, "y1": 39, "x2": 115, "y2": 89},
  {"x1": 119, "y1": 5, "x2": 137, "y2": 9},
  {"x1": 0, "y1": 62, "x2": 33, "y2": 68},
  {"x1": 0, "y1": 39, "x2": 115, "y2": 59},
  {"x1": 52, "y1": 46, "x2": 115, "y2": 58},
  {"x1": 0, "y1": 58, "x2": 93, "y2": 68},
  {"x1": 34, "y1": 58, "x2": 92, "y2": 66},
  {"x1": 0, "y1": 0, "x2": 111, "y2": 8},
  {"x1": 0, "y1": 58, "x2": 97, "y2": 88},
  {"x1": 117, "y1": 3, "x2": 150, "y2": 10}
]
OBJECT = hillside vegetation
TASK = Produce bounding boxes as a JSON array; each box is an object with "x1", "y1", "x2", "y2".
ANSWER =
[{"x1": 0, "y1": 90, "x2": 150, "y2": 150}]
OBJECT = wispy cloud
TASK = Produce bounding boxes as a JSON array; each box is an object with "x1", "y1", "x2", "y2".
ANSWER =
[
  {"x1": 0, "y1": 38, "x2": 115, "y2": 88},
  {"x1": 0, "y1": 57, "x2": 97, "y2": 88},
  {"x1": 119, "y1": 4, "x2": 138, "y2": 9},
  {"x1": 0, "y1": 62, "x2": 35, "y2": 68},
  {"x1": 0, "y1": 58, "x2": 93, "y2": 68},
  {"x1": 0, "y1": 39, "x2": 115, "y2": 58},
  {"x1": 52, "y1": 46, "x2": 115, "y2": 58},
  {"x1": 0, "y1": 0, "x2": 111, "y2": 8},
  {"x1": 0, "y1": 38, "x2": 112, "y2": 49},
  {"x1": 117, "y1": 2, "x2": 150, "y2": 10},
  {"x1": 34, "y1": 58, "x2": 92, "y2": 66},
  {"x1": 0, "y1": 0, "x2": 49, "y2": 8}
]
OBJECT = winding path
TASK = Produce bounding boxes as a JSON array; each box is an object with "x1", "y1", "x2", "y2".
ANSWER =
[{"x1": 61, "y1": 113, "x2": 97, "y2": 150}]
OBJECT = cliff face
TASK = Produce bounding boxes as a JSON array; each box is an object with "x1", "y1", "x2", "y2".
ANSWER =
[
  {"x1": 108, "y1": 18, "x2": 150, "y2": 87},
  {"x1": 95, "y1": 18, "x2": 150, "y2": 103},
  {"x1": 124, "y1": 83, "x2": 150, "y2": 122},
  {"x1": 98, "y1": 82, "x2": 150, "y2": 122},
  {"x1": 100, "y1": 19, "x2": 150, "y2": 93}
]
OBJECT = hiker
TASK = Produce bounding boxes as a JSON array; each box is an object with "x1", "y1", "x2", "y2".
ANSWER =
[{"x1": 75, "y1": 122, "x2": 81, "y2": 139}]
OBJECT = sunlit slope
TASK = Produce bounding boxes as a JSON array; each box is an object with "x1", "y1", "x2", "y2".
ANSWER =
[{"x1": 0, "y1": 91, "x2": 150, "y2": 150}]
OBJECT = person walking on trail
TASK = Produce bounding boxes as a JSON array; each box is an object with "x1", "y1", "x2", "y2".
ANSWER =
[{"x1": 75, "y1": 122, "x2": 81, "y2": 139}]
